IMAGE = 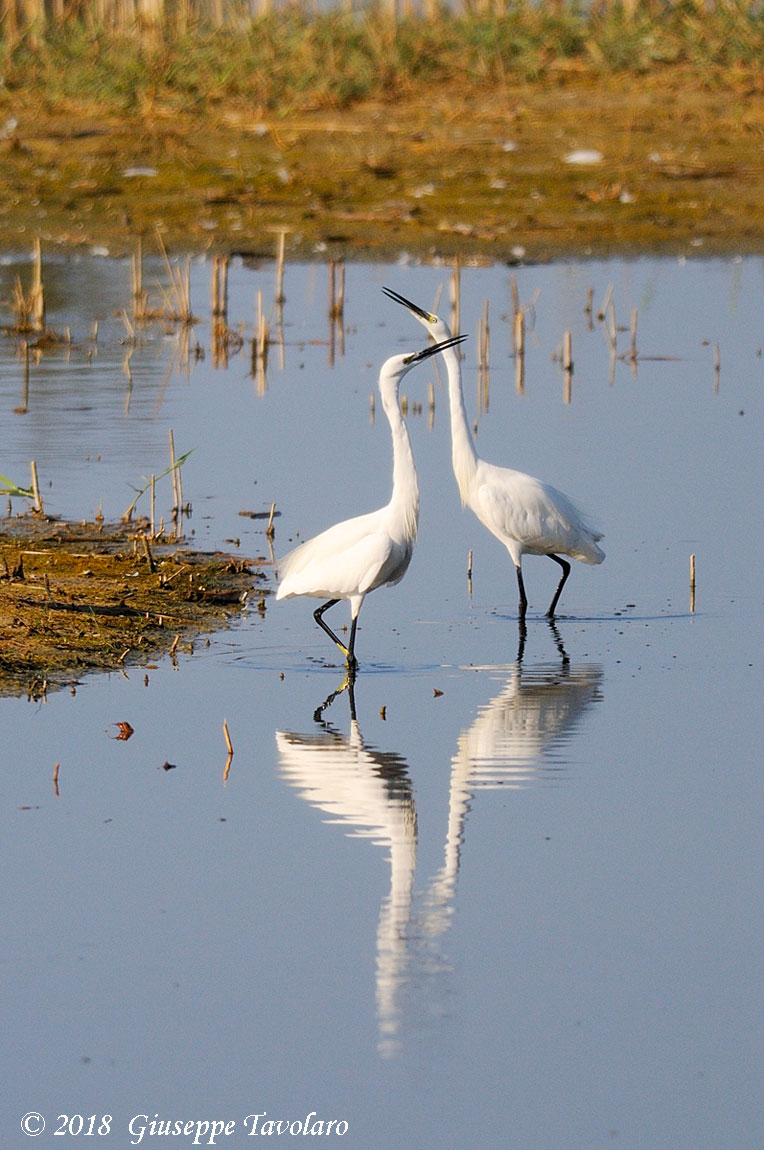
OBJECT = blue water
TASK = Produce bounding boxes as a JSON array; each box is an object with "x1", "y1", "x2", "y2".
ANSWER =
[{"x1": 1, "y1": 253, "x2": 762, "y2": 1148}]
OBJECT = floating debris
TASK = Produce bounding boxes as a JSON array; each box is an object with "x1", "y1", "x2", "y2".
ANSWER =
[{"x1": 110, "y1": 721, "x2": 135, "y2": 741}]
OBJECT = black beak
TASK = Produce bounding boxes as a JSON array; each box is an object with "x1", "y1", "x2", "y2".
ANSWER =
[
  {"x1": 382, "y1": 286, "x2": 436, "y2": 323},
  {"x1": 406, "y1": 334, "x2": 467, "y2": 364}
]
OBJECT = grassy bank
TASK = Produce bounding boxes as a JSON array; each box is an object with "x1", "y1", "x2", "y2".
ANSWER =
[
  {"x1": 5, "y1": 3, "x2": 764, "y2": 114},
  {"x1": 1, "y1": 3, "x2": 763, "y2": 259},
  {"x1": 0, "y1": 519, "x2": 265, "y2": 698}
]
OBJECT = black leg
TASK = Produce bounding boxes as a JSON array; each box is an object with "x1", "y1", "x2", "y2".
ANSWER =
[
  {"x1": 515, "y1": 564, "x2": 528, "y2": 619},
  {"x1": 346, "y1": 614, "x2": 359, "y2": 675},
  {"x1": 313, "y1": 599, "x2": 358, "y2": 673},
  {"x1": 313, "y1": 599, "x2": 346, "y2": 653},
  {"x1": 546, "y1": 554, "x2": 571, "y2": 617}
]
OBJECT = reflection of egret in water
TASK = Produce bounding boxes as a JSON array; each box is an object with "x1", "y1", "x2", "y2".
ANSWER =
[
  {"x1": 419, "y1": 633, "x2": 604, "y2": 950},
  {"x1": 276, "y1": 683, "x2": 417, "y2": 1058},
  {"x1": 277, "y1": 635, "x2": 602, "y2": 1056}
]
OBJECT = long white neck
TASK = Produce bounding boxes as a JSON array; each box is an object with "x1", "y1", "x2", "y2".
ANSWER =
[
  {"x1": 441, "y1": 338, "x2": 478, "y2": 506},
  {"x1": 380, "y1": 376, "x2": 419, "y2": 540}
]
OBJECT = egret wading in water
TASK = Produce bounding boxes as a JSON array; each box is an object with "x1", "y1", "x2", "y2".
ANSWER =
[
  {"x1": 276, "y1": 334, "x2": 468, "y2": 675},
  {"x1": 382, "y1": 287, "x2": 604, "y2": 620}
]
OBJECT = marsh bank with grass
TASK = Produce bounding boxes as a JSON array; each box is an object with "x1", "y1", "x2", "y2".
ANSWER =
[{"x1": 1, "y1": 0, "x2": 764, "y2": 259}]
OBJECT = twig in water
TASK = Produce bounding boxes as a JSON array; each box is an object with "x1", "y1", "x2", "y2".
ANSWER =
[
  {"x1": 629, "y1": 308, "x2": 638, "y2": 363},
  {"x1": 222, "y1": 718, "x2": 234, "y2": 782},
  {"x1": 478, "y1": 298, "x2": 490, "y2": 414},
  {"x1": 597, "y1": 283, "x2": 614, "y2": 321},
  {"x1": 562, "y1": 331, "x2": 573, "y2": 404},
  {"x1": 450, "y1": 261, "x2": 460, "y2": 339},
  {"x1": 131, "y1": 237, "x2": 149, "y2": 321},
  {"x1": 275, "y1": 231, "x2": 286, "y2": 305},
  {"x1": 514, "y1": 310, "x2": 525, "y2": 395},
  {"x1": 168, "y1": 428, "x2": 184, "y2": 522},
  {"x1": 154, "y1": 227, "x2": 195, "y2": 324},
  {"x1": 252, "y1": 290, "x2": 269, "y2": 393},
  {"x1": 510, "y1": 274, "x2": 520, "y2": 331},
  {"x1": 31, "y1": 238, "x2": 45, "y2": 332},
  {"x1": 329, "y1": 260, "x2": 345, "y2": 321}
]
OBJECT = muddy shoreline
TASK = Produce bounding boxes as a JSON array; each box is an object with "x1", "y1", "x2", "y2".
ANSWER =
[
  {"x1": 0, "y1": 518, "x2": 268, "y2": 698},
  {"x1": 2, "y1": 74, "x2": 764, "y2": 262}
]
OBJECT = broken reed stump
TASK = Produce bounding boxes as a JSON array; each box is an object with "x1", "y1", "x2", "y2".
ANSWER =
[
  {"x1": 252, "y1": 289, "x2": 270, "y2": 391},
  {"x1": 514, "y1": 309, "x2": 525, "y2": 394},
  {"x1": 562, "y1": 330, "x2": 573, "y2": 404},
  {"x1": 30, "y1": 461, "x2": 43, "y2": 514},
  {"x1": 329, "y1": 260, "x2": 344, "y2": 321},
  {"x1": 31, "y1": 238, "x2": 45, "y2": 332},
  {"x1": 275, "y1": 231, "x2": 286, "y2": 305},
  {"x1": 450, "y1": 262, "x2": 460, "y2": 340},
  {"x1": 131, "y1": 236, "x2": 149, "y2": 320}
]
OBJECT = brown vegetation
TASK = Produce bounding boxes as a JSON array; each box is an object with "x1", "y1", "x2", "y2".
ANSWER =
[
  {"x1": 0, "y1": 519, "x2": 267, "y2": 698},
  {"x1": 0, "y1": 4, "x2": 763, "y2": 259}
]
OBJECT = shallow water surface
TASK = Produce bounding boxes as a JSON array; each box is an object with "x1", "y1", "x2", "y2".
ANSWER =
[{"x1": 1, "y1": 254, "x2": 762, "y2": 1148}]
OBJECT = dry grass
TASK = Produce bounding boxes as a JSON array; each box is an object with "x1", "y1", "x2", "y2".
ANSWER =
[{"x1": 3, "y1": 5, "x2": 764, "y2": 115}]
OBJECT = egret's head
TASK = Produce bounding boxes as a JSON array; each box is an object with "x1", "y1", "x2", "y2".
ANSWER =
[
  {"x1": 383, "y1": 333, "x2": 468, "y2": 386},
  {"x1": 402, "y1": 333, "x2": 466, "y2": 369},
  {"x1": 382, "y1": 286, "x2": 453, "y2": 340}
]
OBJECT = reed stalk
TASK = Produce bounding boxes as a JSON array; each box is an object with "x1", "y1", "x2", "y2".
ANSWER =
[
  {"x1": 514, "y1": 309, "x2": 525, "y2": 395},
  {"x1": 562, "y1": 330, "x2": 572, "y2": 404},
  {"x1": 31, "y1": 239, "x2": 45, "y2": 333},
  {"x1": 131, "y1": 237, "x2": 149, "y2": 321},
  {"x1": 275, "y1": 231, "x2": 286, "y2": 305},
  {"x1": 30, "y1": 460, "x2": 43, "y2": 514}
]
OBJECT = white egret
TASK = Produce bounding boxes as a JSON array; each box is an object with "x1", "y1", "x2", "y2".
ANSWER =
[
  {"x1": 383, "y1": 287, "x2": 604, "y2": 619},
  {"x1": 276, "y1": 333, "x2": 467, "y2": 673}
]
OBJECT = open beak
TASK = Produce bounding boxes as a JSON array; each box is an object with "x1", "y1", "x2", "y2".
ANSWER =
[
  {"x1": 382, "y1": 286, "x2": 437, "y2": 324},
  {"x1": 405, "y1": 334, "x2": 467, "y2": 365}
]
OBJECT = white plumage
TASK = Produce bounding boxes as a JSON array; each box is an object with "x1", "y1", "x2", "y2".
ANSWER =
[
  {"x1": 383, "y1": 287, "x2": 604, "y2": 618},
  {"x1": 277, "y1": 333, "x2": 467, "y2": 672}
]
